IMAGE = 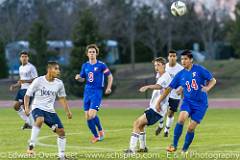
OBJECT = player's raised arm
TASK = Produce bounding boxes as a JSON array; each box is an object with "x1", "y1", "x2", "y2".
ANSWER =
[
  {"x1": 139, "y1": 84, "x2": 162, "y2": 92},
  {"x1": 58, "y1": 97, "x2": 72, "y2": 119}
]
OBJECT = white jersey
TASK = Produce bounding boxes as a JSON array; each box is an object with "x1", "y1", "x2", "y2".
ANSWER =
[
  {"x1": 26, "y1": 76, "x2": 66, "y2": 113},
  {"x1": 149, "y1": 72, "x2": 172, "y2": 116},
  {"x1": 19, "y1": 63, "x2": 38, "y2": 89},
  {"x1": 165, "y1": 63, "x2": 183, "y2": 99}
]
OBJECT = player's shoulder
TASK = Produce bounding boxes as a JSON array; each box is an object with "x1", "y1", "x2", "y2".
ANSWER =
[
  {"x1": 193, "y1": 64, "x2": 208, "y2": 71},
  {"x1": 176, "y1": 63, "x2": 184, "y2": 69},
  {"x1": 161, "y1": 72, "x2": 171, "y2": 80},
  {"x1": 98, "y1": 60, "x2": 107, "y2": 66},
  {"x1": 54, "y1": 78, "x2": 63, "y2": 84},
  {"x1": 32, "y1": 76, "x2": 43, "y2": 83}
]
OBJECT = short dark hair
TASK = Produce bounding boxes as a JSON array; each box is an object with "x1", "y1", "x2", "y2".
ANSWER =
[
  {"x1": 86, "y1": 44, "x2": 99, "y2": 55},
  {"x1": 168, "y1": 49, "x2": 177, "y2": 54},
  {"x1": 152, "y1": 57, "x2": 167, "y2": 65},
  {"x1": 19, "y1": 51, "x2": 28, "y2": 57},
  {"x1": 47, "y1": 61, "x2": 59, "y2": 69},
  {"x1": 181, "y1": 49, "x2": 193, "y2": 59}
]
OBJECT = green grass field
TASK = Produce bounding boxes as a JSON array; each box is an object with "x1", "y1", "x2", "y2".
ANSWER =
[{"x1": 0, "y1": 107, "x2": 240, "y2": 160}]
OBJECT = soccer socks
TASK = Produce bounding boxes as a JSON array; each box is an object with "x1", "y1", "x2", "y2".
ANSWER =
[
  {"x1": 57, "y1": 136, "x2": 66, "y2": 158},
  {"x1": 93, "y1": 115, "x2": 103, "y2": 131},
  {"x1": 17, "y1": 105, "x2": 31, "y2": 125},
  {"x1": 182, "y1": 131, "x2": 195, "y2": 151},
  {"x1": 165, "y1": 116, "x2": 174, "y2": 132},
  {"x1": 159, "y1": 119, "x2": 164, "y2": 128},
  {"x1": 173, "y1": 123, "x2": 184, "y2": 148},
  {"x1": 129, "y1": 132, "x2": 139, "y2": 151},
  {"x1": 87, "y1": 119, "x2": 98, "y2": 138},
  {"x1": 29, "y1": 126, "x2": 40, "y2": 146},
  {"x1": 139, "y1": 132, "x2": 146, "y2": 149}
]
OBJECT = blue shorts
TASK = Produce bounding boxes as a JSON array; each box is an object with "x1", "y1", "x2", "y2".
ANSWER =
[
  {"x1": 180, "y1": 101, "x2": 208, "y2": 124},
  {"x1": 15, "y1": 89, "x2": 33, "y2": 104},
  {"x1": 15, "y1": 89, "x2": 27, "y2": 103},
  {"x1": 32, "y1": 108, "x2": 63, "y2": 129},
  {"x1": 83, "y1": 89, "x2": 103, "y2": 111},
  {"x1": 144, "y1": 108, "x2": 163, "y2": 126}
]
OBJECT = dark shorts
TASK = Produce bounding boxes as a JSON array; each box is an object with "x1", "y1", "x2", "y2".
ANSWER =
[
  {"x1": 83, "y1": 89, "x2": 103, "y2": 111},
  {"x1": 180, "y1": 101, "x2": 208, "y2": 124},
  {"x1": 32, "y1": 108, "x2": 64, "y2": 129},
  {"x1": 144, "y1": 108, "x2": 163, "y2": 126},
  {"x1": 168, "y1": 98, "x2": 181, "y2": 112},
  {"x1": 15, "y1": 89, "x2": 27, "y2": 103}
]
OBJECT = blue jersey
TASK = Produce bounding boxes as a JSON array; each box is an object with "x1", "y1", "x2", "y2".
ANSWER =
[
  {"x1": 169, "y1": 64, "x2": 213, "y2": 106},
  {"x1": 80, "y1": 60, "x2": 111, "y2": 90}
]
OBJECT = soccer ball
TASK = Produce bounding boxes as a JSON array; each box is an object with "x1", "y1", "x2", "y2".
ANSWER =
[{"x1": 171, "y1": 1, "x2": 187, "y2": 16}]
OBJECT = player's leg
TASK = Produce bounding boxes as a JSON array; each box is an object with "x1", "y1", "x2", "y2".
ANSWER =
[
  {"x1": 125, "y1": 113, "x2": 148, "y2": 153},
  {"x1": 13, "y1": 89, "x2": 32, "y2": 129},
  {"x1": 47, "y1": 113, "x2": 66, "y2": 160},
  {"x1": 27, "y1": 108, "x2": 44, "y2": 154},
  {"x1": 164, "y1": 98, "x2": 180, "y2": 137},
  {"x1": 167, "y1": 102, "x2": 190, "y2": 152},
  {"x1": 87, "y1": 109, "x2": 99, "y2": 143},
  {"x1": 181, "y1": 106, "x2": 208, "y2": 152},
  {"x1": 155, "y1": 115, "x2": 164, "y2": 136}
]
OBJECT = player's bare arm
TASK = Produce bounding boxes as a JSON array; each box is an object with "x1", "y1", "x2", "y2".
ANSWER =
[
  {"x1": 9, "y1": 80, "x2": 21, "y2": 91},
  {"x1": 58, "y1": 97, "x2": 72, "y2": 119},
  {"x1": 201, "y1": 78, "x2": 217, "y2": 93},
  {"x1": 75, "y1": 74, "x2": 85, "y2": 82},
  {"x1": 105, "y1": 74, "x2": 113, "y2": 95},
  {"x1": 24, "y1": 95, "x2": 31, "y2": 116},
  {"x1": 156, "y1": 87, "x2": 172, "y2": 112},
  {"x1": 19, "y1": 78, "x2": 36, "y2": 84},
  {"x1": 139, "y1": 84, "x2": 162, "y2": 92}
]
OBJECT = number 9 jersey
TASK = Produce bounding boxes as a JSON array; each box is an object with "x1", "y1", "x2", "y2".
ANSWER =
[{"x1": 80, "y1": 60, "x2": 111, "y2": 90}]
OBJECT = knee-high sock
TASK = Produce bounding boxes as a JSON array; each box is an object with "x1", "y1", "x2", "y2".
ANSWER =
[
  {"x1": 129, "y1": 132, "x2": 139, "y2": 151},
  {"x1": 182, "y1": 131, "x2": 194, "y2": 151},
  {"x1": 159, "y1": 118, "x2": 164, "y2": 128},
  {"x1": 57, "y1": 136, "x2": 66, "y2": 158},
  {"x1": 165, "y1": 116, "x2": 174, "y2": 132},
  {"x1": 139, "y1": 132, "x2": 146, "y2": 149},
  {"x1": 173, "y1": 123, "x2": 183, "y2": 148},
  {"x1": 29, "y1": 126, "x2": 40, "y2": 147},
  {"x1": 17, "y1": 105, "x2": 31, "y2": 125},
  {"x1": 87, "y1": 119, "x2": 98, "y2": 138},
  {"x1": 93, "y1": 115, "x2": 103, "y2": 131}
]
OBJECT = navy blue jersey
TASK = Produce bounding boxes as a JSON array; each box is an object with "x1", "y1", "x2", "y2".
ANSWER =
[
  {"x1": 80, "y1": 60, "x2": 111, "y2": 90},
  {"x1": 169, "y1": 64, "x2": 213, "y2": 106}
]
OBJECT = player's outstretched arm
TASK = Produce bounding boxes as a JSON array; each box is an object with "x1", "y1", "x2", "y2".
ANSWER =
[
  {"x1": 155, "y1": 87, "x2": 172, "y2": 112},
  {"x1": 9, "y1": 81, "x2": 21, "y2": 91},
  {"x1": 105, "y1": 74, "x2": 113, "y2": 95},
  {"x1": 201, "y1": 78, "x2": 217, "y2": 93},
  {"x1": 75, "y1": 74, "x2": 85, "y2": 82},
  {"x1": 24, "y1": 95, "x2": 31, "y2": 116},
  {"x1": 58, "y1": 97, "x2": 72, "y2": 119},
  {"x1": 139, "y1": 84, "x2": 162, "y2": 92}
]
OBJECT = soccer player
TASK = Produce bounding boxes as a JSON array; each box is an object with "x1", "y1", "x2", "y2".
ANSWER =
[
  {"x1": 124, "y1": 57, "x2": 172, "y2": 153},
  {"x1": 75, "y1": 44, "x2": 113, "y2": 143},
  {"x1": 156, "y1": 50, "x2": 216, "y2": 154},
  {"x1": 10, "y1": 51, "x2": 38, "y2": 129},
  {"x1": 24, "y1": 61, "x2": 72, "y2": 160},
  {"x1": 155, "y1": 50, "x2": 183, "y2": 137}
]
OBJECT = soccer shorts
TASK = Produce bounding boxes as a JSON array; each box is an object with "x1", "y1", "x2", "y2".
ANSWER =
[
  {"x1": 15, "y1": 89, "x2": 27, "y2": 103},
  {"x1": 168, "y1": 98, "x2": 181, "y2": 112},
  {"x1": 144, "y1": 108, "x2": 163, "y2": 126},
  {"x1": 180, "y1": 101, "x2": 208, "y2": 124},
  {"x1": 32, "y1": 108, "x2": 63, "y2": 129},
  {"x1": 83, "y1": 89, "x2": 103, "y2": 111}
]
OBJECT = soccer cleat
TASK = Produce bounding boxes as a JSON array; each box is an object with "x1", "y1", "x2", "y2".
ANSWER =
[
  {"x1": 98, "y1": 130, "x2": 104, "y2": 141},
  {"x1": 164, "y1": 131, "x2": 169, "y2": 137},
  {"x1": 155, "y1": 126, "x2": 163, "y2": 136},
  {"x1": 91, "y1": 137, "x2": 99, "y2": 143},
  {"x1": 27, "y1": 145, "x2": 35, "y2": 155},
  {"x1": 166, "y1": 145, "x2": 177, "y2": 152},
  {"x1": 137, "y1": 147, "x2": 148, "y2": 153},
  {"x1": 124, "y1": 149, "x2": 135, "y2": 154},
  {"x1": 22, "y1": 123, "x2": 32, "y2": 130}
]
